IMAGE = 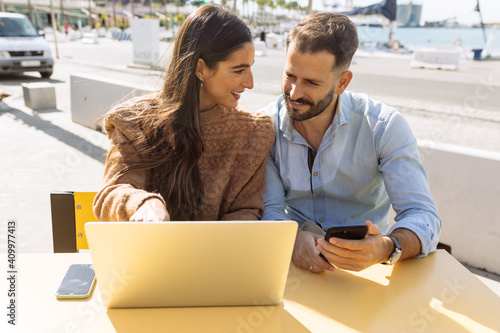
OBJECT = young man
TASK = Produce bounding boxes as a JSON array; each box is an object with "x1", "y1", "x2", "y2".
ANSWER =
[{"x1": 261, "y1": 13, "x2": 441, "y2": 273}]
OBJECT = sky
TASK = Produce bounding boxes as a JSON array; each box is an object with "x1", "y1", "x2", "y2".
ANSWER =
[{"x1": 311, "y1": 0, "x2": 500, "y2": 24}]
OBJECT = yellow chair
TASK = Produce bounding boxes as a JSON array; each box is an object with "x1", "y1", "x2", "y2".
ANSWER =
[{"x1": 50, "y1": 191, "x2": 97, "y2": 253}]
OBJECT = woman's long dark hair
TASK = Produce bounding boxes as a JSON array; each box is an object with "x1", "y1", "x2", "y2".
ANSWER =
[{"x1": 105, "y1": 4, "x2": 253, "y2": 220}]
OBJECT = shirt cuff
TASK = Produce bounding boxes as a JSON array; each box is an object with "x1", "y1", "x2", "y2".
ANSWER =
[{"x1": 388, "y1": 216, "x2": 439, "y2": 258}]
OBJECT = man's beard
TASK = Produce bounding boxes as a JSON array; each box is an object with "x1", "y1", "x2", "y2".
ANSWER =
[{"x1": 284, "y1": 86, "x2": 336, "y2": 122}]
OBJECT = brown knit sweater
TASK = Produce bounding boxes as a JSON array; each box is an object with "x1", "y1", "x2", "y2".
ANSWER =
[{"x1": 93, "y1": 102, "x2": 275, "y2": 222}]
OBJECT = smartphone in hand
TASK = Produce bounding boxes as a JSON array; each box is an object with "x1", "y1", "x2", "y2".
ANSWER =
[
  {"x1": 55, "y1": 264, "x2": 96, "y2": 299},
  {"x1": 320, "y1": 225, "x2": 368, "y2": 261},
  {"x1": 325, "y1": 225, "x2": 368, "y2": 241}
]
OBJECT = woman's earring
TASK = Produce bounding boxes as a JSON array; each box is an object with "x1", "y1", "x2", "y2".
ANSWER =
[{"x1": 200, "y1": 79, "x2": 204, "y2": 88}]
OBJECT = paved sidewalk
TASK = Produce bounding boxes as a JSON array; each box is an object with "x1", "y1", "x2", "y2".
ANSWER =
[
  {"x1": 0, "y1": 87, "x2": 108, "y2": 254},
  {"x1": 1, "y1": 37, "x2": 499, "y2": 296}
]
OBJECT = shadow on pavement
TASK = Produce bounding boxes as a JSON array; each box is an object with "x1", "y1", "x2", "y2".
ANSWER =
[
  {"x1": 2, "y1": 103, "x2": 107, "y2": 163},
  {"x1": 0, "y1": 73, "x2": 64, "y2": 85}
]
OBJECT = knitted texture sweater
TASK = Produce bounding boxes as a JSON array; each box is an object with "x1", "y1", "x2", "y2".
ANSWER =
[{"x1": 93, "y1": 101, "x2": 275, "y2": 222}]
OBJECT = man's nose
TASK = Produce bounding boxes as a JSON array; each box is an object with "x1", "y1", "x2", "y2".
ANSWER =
[{"x1": 289, "y1": 82, "x2": 303, "y2": 100}]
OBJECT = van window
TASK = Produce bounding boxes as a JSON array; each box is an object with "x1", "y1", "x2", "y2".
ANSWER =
[{"x1": 0, "y1": 17, "x2": 39, "y2": 37}]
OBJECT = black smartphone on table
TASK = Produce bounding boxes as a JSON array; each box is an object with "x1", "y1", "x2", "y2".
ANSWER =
[
  {"x1": 320, "y1": 225, "x2": 368, "y2": 261},
  {"x1": 55, "y1": 264, "x2": 96, "y2": 299}
]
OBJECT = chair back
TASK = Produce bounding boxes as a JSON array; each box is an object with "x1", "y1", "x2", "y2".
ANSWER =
[{"x1": 51, "y1": 191, "x2": 98, "y2": 253}]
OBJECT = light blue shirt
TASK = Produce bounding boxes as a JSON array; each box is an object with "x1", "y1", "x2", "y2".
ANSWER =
[{"x1": 261, "y1": 91, "x2": 441, "y2": 256}]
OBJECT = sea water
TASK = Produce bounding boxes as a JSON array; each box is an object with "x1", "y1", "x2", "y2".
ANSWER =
[{"x1": 357, "y1": 26, "x2": 500, "y2": 53}]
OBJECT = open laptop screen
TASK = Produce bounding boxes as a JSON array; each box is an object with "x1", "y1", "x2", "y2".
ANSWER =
[{"x1": 85, "y1": 220, "x2": 297, "y2": 308}]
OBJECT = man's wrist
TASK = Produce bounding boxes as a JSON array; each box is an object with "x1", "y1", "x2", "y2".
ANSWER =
[
  {"x1": 382, "y1": 234, "x2": 402, "y2": 265},
  {"x1": 383, "y1": 235, "x2": 395, "y2": 262}
]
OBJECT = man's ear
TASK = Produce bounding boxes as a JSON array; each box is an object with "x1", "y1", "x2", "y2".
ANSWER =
[
  {"x1": 335, "y1": 70, "x2": 353, "y2": 95},
  {"x1": 196, "y1": 58, "x2": 207, "y2": 81}
]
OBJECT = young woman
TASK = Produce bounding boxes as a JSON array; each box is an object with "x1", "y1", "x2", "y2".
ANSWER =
[{"x1": 93, "y1": 4, "x2": 274, "y2": 222}]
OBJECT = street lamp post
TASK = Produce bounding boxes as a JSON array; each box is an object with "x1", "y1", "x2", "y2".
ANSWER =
[
  {"x1": 88, "y1": 0, "x2": 93, "y2": 28},
  {"x1": 50, "y1": 0, "x2": 59, "y2": 58},
  {"x1": 28, "y1": 0, "x2": 34, "y2": 23},
  {"x1": 112, "y1": 0, "x2": 116, "y2": 26},
  {"x1": 60, "y1": 0, "x2": 64, "y2": 28}
]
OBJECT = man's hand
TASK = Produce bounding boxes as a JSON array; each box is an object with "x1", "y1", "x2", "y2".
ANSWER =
[
  {"x1": 316, "y1": 221, "x2": 393, "y2": 271},
  {"x1": 130, "y1": 198, "x2": 170, "y2": 222},
  {"x1": 293, "y1": 229, "x2": 335, "y2": 273}
]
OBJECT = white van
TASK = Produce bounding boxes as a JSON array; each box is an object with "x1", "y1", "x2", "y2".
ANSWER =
[{"x1": 0, "y1": 12, "x2": 54, "y2": 78}]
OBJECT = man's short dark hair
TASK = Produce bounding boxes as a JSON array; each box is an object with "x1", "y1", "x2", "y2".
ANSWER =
[{"x1": 286, "y1": 13, "x2": 359, "y2": 71}]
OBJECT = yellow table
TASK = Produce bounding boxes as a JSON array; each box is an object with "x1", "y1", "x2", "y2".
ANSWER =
[{"x1": 1, "y1": 250, "x2": 499, "y2": 332}]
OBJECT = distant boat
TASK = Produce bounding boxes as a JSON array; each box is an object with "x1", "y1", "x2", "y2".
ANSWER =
[
  {"x1": 336, "y1": 0, "x2": 397, "y2": 22},
  {"x1": 333, "y1": 0, "x2": 400, "y2": 50},
  {"x1": 481, "y1": 24, "x2": 498, "y2": 60}
]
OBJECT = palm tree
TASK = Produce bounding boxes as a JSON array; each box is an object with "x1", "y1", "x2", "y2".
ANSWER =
[
  {"x1": 242, "y1": 0, "x2": 249, "y2": 17},
  {"x1": 255, "y1": 0, "x2": 270, "y2": 23},
  {"x1": 267, "y1": 0, "x2": 277, "y2": 23},
  {"x1": 255, "y1": 0, "x2": 267, "y2": 12},
  {"x1": 267, "y1": 0, "x2": 276, "y2": 12},
  {"x1": 285, "y1": 0, "x2": 298, "y2": 13},
  {"x1": 285, "y1": 1, "x2": 298, "y2": 9},
  {"x1": 276, "y1": 0, "x2": 286, "y2": 16}
]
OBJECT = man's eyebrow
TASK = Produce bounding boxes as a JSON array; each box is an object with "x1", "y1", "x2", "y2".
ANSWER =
[
  {"x1": 306, "y1": 78, "x2": 321, "y2": 85},
  {"x1": 285, "y1": 71, "x2": 322, "y2": 84}
]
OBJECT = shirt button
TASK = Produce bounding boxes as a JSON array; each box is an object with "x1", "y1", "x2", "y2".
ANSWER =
[
  {"x1": 313, "y1": 172, "x2": 318, "y2": 177},
  {"x1": 319, "y1": 218, "x2": 323, "y2": 222},
  {"x1": 316, "y1": 194, "x2": 320, "y2": 198}
]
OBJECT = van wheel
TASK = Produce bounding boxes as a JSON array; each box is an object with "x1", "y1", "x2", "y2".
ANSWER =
[{"x1": 40, "y1": 71, "x2": 53, "y2": 78}]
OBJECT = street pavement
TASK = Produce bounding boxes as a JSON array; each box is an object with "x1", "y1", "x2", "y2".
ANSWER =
[{"x1": 0, "y1": 37, "x2": 499, "y2": 292}]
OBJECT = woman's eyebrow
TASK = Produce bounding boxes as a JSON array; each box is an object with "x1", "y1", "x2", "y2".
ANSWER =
[{"x1": 231, "y1": 60, "x2": 255, "y2": 69}]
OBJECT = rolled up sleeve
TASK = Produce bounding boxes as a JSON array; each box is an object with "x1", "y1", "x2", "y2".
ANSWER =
[{"x1": 378, "y1": 112, "x2": 441, "y2": 257}]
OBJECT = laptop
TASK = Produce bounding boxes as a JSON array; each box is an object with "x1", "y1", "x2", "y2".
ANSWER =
[{"x1": 84, "y1": 220, "x2": 297, "y2": 308}]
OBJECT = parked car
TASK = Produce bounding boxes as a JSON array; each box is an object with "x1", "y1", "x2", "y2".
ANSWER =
[{"x1": 0, "y1": 12, "x2": 54, "y2": 78}]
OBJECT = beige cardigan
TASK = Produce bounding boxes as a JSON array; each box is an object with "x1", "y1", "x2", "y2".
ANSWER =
[{"x1": 93, "y1": 102, "x2": 275, "y2": 221}]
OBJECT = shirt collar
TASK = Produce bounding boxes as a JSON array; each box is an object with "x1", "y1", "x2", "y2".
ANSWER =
[{"x1": 332, "y1": 92, "x2": 352, "y2": 133}]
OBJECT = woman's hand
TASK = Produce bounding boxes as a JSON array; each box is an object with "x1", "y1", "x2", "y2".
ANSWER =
[{"x1": 130, "y1": 198, "x2": 170, "y2": 222}]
